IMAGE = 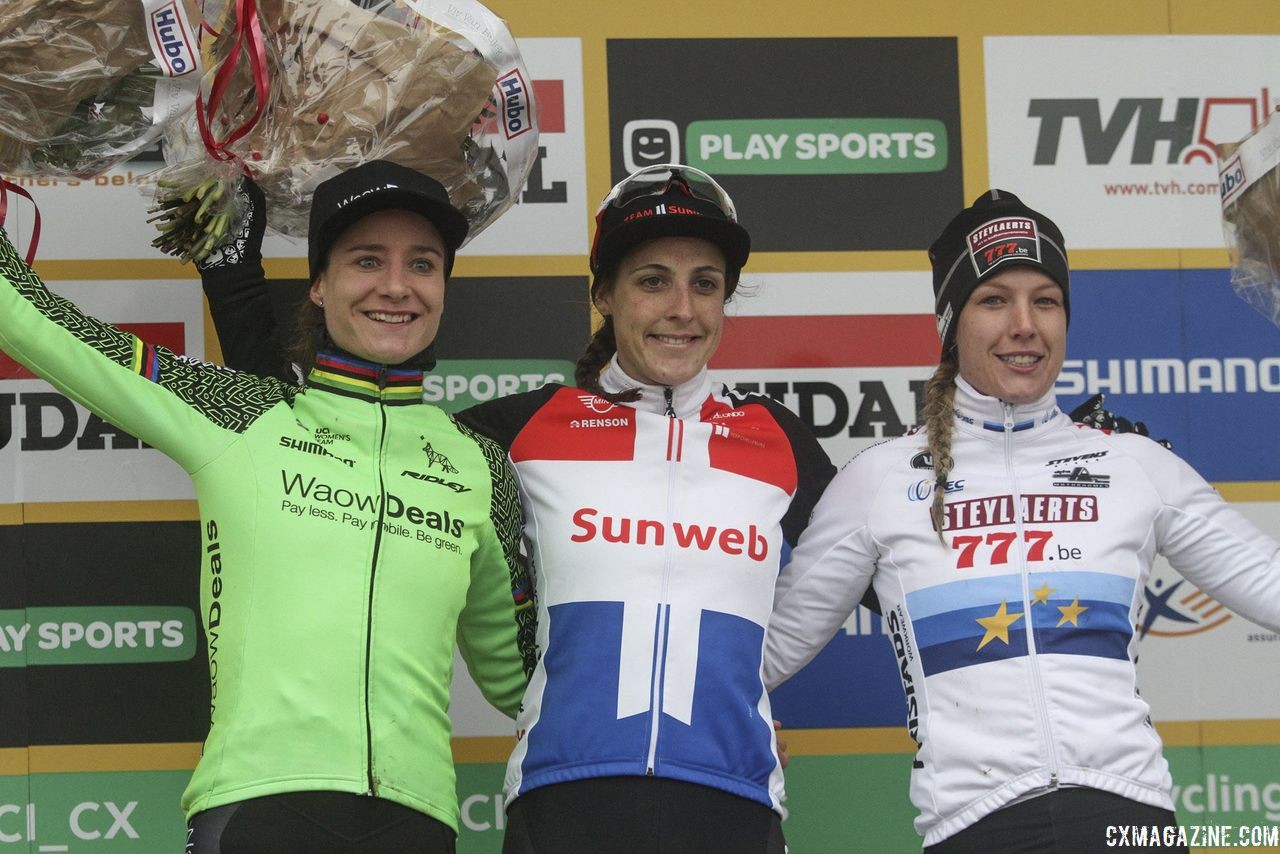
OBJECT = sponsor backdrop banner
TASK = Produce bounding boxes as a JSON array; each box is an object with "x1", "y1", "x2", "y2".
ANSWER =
[
  {"x1": 606, "y1": 38, "x2": 965, "y2": 252},
  {"x1": 3, "y1": 4, "x2": 1279, "y2": 854},
  {"x1": 985, "y1": 35, "x2": 1280, "y2": 250}
]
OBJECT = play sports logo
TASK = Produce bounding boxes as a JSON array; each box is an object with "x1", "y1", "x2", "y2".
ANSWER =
[{"x1": 624, "y1": 117, "x2": 947, "y2": 175}]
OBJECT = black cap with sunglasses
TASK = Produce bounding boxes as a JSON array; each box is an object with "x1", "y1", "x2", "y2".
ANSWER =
[{"x1": 589, "y1": 164, "x2": 751, "y2": 290}]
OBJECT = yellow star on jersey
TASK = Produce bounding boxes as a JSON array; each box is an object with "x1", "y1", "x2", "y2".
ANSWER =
[
  {"x1": 1057, "y1": 597, "x2": 1089, "y2": 627},
  {"x1": 976, "y1": 599, "x2": 1024, "y2": 651},
  {"x1": 1031, "y1": 582, "x2": 1055, "y2": 606}
]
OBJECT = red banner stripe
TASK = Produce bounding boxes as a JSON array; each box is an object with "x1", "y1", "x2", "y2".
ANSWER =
[
  {"x1": 534, "y1": 80, "x2": 565, "y2": 133},
  {"x1": 0, "y1": 322, "x2": 185, "y2": 380},
  {"x1": 712, "y1": 315, "x2": 940, "y2": 369}
]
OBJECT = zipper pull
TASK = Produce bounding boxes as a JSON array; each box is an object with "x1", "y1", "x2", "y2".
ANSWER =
[
  {"x1": 376, "y1": 364, "x2": 388, "y2": 390},
  {"x1": 663, "y1": 386, "x2": 675, "y2": 418}
]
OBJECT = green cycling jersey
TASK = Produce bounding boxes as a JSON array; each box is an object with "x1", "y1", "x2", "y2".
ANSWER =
[{"x1": 0, "y1": 228, "x2": 536, "y2": 830}]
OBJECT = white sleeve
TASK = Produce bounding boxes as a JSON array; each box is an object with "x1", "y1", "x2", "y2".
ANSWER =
[
  {"x1": 1145, "y1": 441, "x2": 1280, "y2": 633},
  {"x1": 763, "y1": 451, "x2": 884, "y2": 691}
]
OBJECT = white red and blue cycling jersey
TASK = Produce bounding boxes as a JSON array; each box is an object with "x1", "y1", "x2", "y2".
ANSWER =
[{"x1": 461, "y1": 357, "x2": 835, "y2": 815}]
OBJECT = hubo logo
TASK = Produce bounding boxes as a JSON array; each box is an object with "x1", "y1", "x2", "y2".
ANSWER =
[
  {"x1": 148, "y1": 0, "x2": 198, "y2": 76},
  {"x1": 0, "y1": 606, "x2": 197, "y2": 666},
  {"x1": 625, "y1": 118, "x2": 947, "y2": 175},
  {"x1": 1029, "y1": 87, "x2": 1272, "y2": 166},
  {"x1": 1137, "y1": 576, "x2": 1232, "y2": 638}
]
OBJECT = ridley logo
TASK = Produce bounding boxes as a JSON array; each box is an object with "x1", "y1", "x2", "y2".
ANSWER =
[
  {"x1": 149, "y1": 1, "x2": 197, "y2": 76},
  {"x1": 421, "y1": 442, "x2": 459, "y2": 474}
]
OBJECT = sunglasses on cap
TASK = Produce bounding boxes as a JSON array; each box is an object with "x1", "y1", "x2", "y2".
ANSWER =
[
  {"x1": 589, "y1": 164, "x2": 739, "y2": 273},
  {"x1": 595, "y1": 163, "x2": 739, "y2": 221}
]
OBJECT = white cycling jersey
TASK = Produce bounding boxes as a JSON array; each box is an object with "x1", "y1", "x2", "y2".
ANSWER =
[{"x1": 764, "y1": 376, "x2": 1280, "y2": 846}]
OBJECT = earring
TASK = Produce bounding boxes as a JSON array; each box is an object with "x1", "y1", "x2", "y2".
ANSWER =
[{"x1": 317, "y1": 299, "x2": 325, "y2": 308}]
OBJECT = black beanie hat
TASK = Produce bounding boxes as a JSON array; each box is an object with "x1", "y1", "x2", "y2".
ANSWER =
[{"x1": 928, "y1": 189, "x2": 1070, "y2": 351}]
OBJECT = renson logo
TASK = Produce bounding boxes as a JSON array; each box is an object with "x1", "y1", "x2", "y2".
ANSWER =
[
  {"x1": 1057, "y1": 357, "x2": 1280, "y2": 396},
  {"x1": 1028, "y1": 88, "x2": 1271, "y2": 166},
  {"x1": 569, "y1": 507, "x2": 769, "y2": 562}
]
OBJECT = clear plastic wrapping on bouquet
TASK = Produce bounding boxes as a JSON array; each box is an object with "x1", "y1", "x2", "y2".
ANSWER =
[
  {"x1": 0, "y1": 0, "x2": 204, "y2": 178},
  {"x1": 162, "y1": 0, "x2": 538, "y2": 246},
  {"x1": 1218, "y1": 110, "x2": 1280, "y2": 328}
]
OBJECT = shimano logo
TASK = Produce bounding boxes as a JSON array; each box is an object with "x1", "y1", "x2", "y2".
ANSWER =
[
  {"x1": 1058, "y1": 357, "x2": 1280, "y2": 395},
  {"x1": 497, "y1": 70, "x2": 532, "y2": 139},
  {"x1": 150, "y1": 2, "x2": 197, "y2": 76}
]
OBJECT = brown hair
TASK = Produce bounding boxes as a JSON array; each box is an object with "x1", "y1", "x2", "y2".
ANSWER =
[
  {"x1": 921, "y1": 350, "x2": 960, "y2": 546},
  {"x1": 286, "y1": 295, "x2": 326, "y2": 376}
]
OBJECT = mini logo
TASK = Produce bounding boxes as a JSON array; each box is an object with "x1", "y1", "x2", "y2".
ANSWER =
[
  {"x1": 1052, "y1": 467, "x2": 1110, "y2": 488},
  {"x1": 910, "y1": 450, "x2": 934, "y2": 470},
  {"x1": 150, "y1": 1, "x2": 197, "y2": 76},
  {"x1": 1219, "y1": 153, "x2": 1246, "y2": 205},
  {"x1": 497, "y1": 68, "x2": 532, "y2": 139},
  {"x1": 421, "y1": 442, "x2": 458, "y2": 474},
  {"x1": 578, "y1": 394, "x2": 617, "y2": 414}
]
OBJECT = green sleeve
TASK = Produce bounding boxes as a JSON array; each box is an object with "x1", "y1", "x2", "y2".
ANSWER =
[
  {"x1": 0, "y1": 227, "x2": 292, "y2": 471},
  {"x1": 453, "y1": 423, "x2": 538, "y2": 718}
]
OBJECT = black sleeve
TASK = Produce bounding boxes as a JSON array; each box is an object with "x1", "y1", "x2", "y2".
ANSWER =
[
  {"x1": 453, "y1": 384, "x2": 562, "y2": 452},
  {"x1": 201, "y1": 261, "x2": 295, "y2": 381}
]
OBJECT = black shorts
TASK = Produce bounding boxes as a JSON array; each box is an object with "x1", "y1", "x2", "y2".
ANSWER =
[
  {"x1": 925, "y1": 787, "x2": 1186, "y2": 853},
  {"x1": 502, "y1": 775, "x2": 786, "y2": 854},
  {"x1": 186, "y1": 790, "x2": 456, "y2": 854}
]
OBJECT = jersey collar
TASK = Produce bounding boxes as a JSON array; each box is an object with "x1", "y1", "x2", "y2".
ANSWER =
[
  {"x1": 600, "y1": 356, "x2": 713, "y2": 419},
  {"x1": 306, "y1": 349, "x2": 425, "y2": 405},
  {"x1": 952, "y1": 375, "x2": 1061, "y2": 434}
]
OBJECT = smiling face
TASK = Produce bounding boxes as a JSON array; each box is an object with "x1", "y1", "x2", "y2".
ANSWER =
[
  {"x1": 955, "y1": 265, "x2": 1066, "y2": 405},
  {"x1": 309, "y1": 209, "x2": 446, "y2": 365},
  {"x1": 594, "y1": 236, "x2": 727, "y2": 388}
]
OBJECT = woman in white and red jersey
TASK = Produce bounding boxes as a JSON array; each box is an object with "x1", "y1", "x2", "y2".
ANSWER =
[{"x1": 763, "y1": 190, "x2": 1280, "y2": 852}]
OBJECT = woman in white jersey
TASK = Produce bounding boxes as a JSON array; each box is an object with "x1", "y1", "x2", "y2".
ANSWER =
[{"x1": 763, "y1": 190, "x2": 1280, "y2": 852}]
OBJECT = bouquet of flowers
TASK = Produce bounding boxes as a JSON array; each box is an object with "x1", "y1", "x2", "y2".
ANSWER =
[
  {"x1": 0, "y1": 0, "x2": 204, "y2": 178},
  {"x1": 1218, "y1": 109, "x2": 1280, "y2": 328},
  {"x1": 152, "y1": 0, "x2": 538, "y2": 262}
]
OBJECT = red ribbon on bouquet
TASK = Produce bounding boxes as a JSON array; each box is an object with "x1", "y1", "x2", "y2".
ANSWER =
[
  {"x1": 0, "y1": 179, "x2": 42, "y2": 265},
  {"x1": 196, "y1": 0, "x2": 270, "y2": 168}
]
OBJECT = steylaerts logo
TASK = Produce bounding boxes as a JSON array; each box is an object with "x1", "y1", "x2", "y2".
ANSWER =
[
  {"x1": 967, "y1": 217, "x2": 1040, "y2": 277},
  {"x1": 421, "y1": 442, "x2": 459, "y2": 474},
  {"x1": 1137, "y1": 577, "x2": 1232, "y2": 638},
  {"x1": 149, "y1": 0, "x2": 198, "y2": 77},
  {"x1": 665, "y1": 118, "x2": 948, "y2": 175},
  {"x1": 1051, "y1": 466, "x2": 1111, "y2": 488},
  {"x1": 496, "y1": 68, "x2": 533, "y2": 139}
]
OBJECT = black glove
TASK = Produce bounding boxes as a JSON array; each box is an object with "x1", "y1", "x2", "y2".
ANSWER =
[
  {"x1": 1068, "y1": 394, "x2": 1172, "y2": 450},
  {"x1": 196, "y1": 176, "x2": 266, "y2": 271}
]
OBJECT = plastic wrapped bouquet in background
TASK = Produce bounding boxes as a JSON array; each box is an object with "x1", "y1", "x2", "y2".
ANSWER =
[
  {"x1": 153, "y1": 0, "x2": 538, "y2": 263},
  {"x1": 0, "y1": 0, "x2": 205, "y2": 178},
  {"x1": 1218, "y1": 108, "x2": 1280, "y2": 328}
]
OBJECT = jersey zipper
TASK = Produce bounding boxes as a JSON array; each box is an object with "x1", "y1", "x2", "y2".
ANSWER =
[
  {"x1": 1004, "y1": 403, "x2": 1059, "y2": 791},
  {"x1": 364, "y1": 365, "x2": 391, "y2": 795},
  {"x1": 646, "y1": 390, "x2": 679, "y2": 774}
]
